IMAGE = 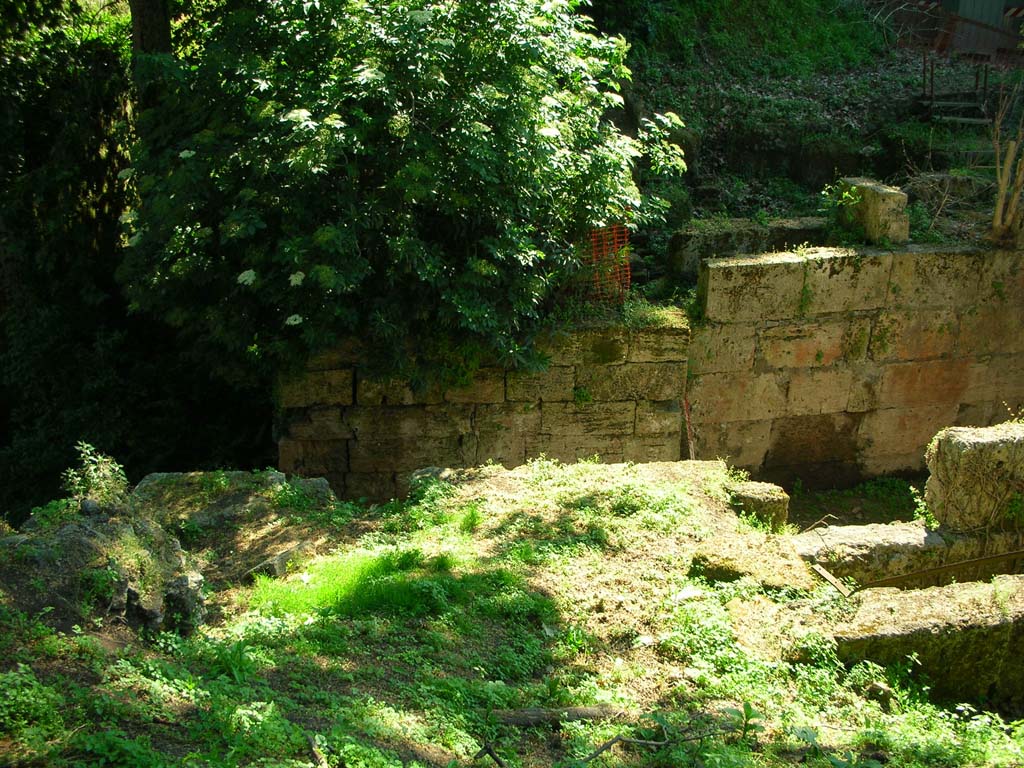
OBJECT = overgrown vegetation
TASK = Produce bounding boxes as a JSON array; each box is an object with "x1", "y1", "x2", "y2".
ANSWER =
[{"x1": 3, "y1": 460, "x2": 1023, "y2": 767}]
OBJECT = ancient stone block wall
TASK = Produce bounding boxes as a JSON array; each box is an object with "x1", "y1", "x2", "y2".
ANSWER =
[
  {"x1": 279, "y1": 245, "x2": 1021, "y2": 497},
  {"x1": 277, "y1": 323, "x2": 690, "y2": 499},
  {"x1": 690, "y1": 245, "x2": 1024, "y2": 486}
]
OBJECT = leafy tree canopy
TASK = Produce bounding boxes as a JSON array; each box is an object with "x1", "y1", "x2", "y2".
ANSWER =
[{"x1": 121, "y1": 0, "x2": 684, "y2": 384}]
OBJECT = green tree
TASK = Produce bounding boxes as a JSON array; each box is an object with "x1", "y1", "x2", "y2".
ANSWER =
[{"x1": 121, "y1": 0, "x2": 684, "y2": 384}]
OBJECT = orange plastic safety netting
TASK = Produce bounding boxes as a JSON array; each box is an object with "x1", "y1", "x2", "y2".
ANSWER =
[{"x1": 586, "y1": 224, "x2": 630, "y2": 304}]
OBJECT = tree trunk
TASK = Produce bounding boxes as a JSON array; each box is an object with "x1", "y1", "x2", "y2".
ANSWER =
[{"x1": 128, "y1": 0, "x2": 171, "y2": 56}]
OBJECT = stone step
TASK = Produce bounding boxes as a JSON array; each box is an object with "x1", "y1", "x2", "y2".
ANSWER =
[
  {"x1": 833, "y1": 576, "x2": 1024, "y2": 709},
  {"x1": 932, "y1": 115, "x2": 991, "y2": 126},
  {"x1": 793, "y1": 521, "x2": 1024, "y2": 588}
]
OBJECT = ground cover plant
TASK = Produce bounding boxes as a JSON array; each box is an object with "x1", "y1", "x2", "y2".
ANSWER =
[{"x1": 2, "y1": 459, "x2": 1022, "y2": 767}]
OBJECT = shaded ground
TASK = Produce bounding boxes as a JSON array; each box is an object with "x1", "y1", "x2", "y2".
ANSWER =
[
  {"x1": 786, "y1": 474, "x2": 927, "y2": 531},
  {"x1": 2, "y1": 461, "x2": 1022, "y2": 767}
]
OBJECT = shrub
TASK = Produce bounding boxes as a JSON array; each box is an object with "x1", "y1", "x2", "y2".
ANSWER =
[{"x1": 121, "y1": 0, "x2": 684, "y2": 384}]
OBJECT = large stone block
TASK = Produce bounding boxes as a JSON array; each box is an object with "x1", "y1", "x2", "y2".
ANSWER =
[
  {"x1": 345, "y1": 405, "x2": 473, "y2": 440},
  {"x1": 687, "y1": 323, "x2": 757, "y2": 375},
  {"x1": 887, "y1": 247, "x2": 986, "y2": 310},
  {"x1": 845, "y1": 362, "x2": 884, "y2": 413},
  {"x1": 627, "y1": 324, "x2": 690, "y2": 363},
  {"x1": 357, "y1": 375, "x2": 443, "y2": 406},
  {"x1": 869, "y1": 309, "x2": 958, "y2": 362},
  {"x1": 787, "y1": 368, "x2": 854, "y2": 416},
  {"x1": 539, "y1": 328, "x2": 628, "y2": 365},
  {"x1": 540, "y1": 401, "x2": 637, "y2": 437},
  {"x1": 348, "y1": 435, "x2": 475, "y2": 473},
  {"x1": 802, "y1": 248, "x2": 892, "y2": 313},
  {"x1": 977, "y1": 249, "x2": 1024, "y2": 306},
  {"x1": 525, "y1": 435, "x2": 626, "y2": 464},
  {"x1": 623, "y1": 436, "x2": 682, "y2": 463},
  {"x1": 279, "y1": 369, "x2": 354, "y2": 409},
  {"x1": 575, "y1": 362, "x2": 687, "y2": 402},
  {"x1": 925, "y1": 422, "x2": 1024, "y2": 532},
  {"x1": 876, "y1": 359, "x2": 970, "y2": 408},
  {"x1": 857, "y1": 403, "x2": 958, "y2": 459},
  {"x1": 281, "y1": 407, "x2": 353, "y2": 441},
  {"x1": 728, "y1": 480, "x2": 789, "y2": 529},
  {"x1": 345, "y1": 472, "x2": 397, "y2": 502},
  {"x1": 306, "y1": 340, "x2": 363, "y2": 370},
  {"x1": 833, "y1": 576, "x2": 1024, "y2": 708},
  {"x1": 507, "y1": 366, "x2": 575, "y2": 402},
  {"x1": 758, "y1": 318, "x2": 869, "y2": 369},
  {"x1": 444, "y1": 367, "x2": 506, "y2": 403},
  {"x1": 859, "y1": 451, "x2": 924, "y2": 475},
  {"x1": 634, "y1": 400, "x2": 683, "y2": 436},
  {"x1": 278, "y1": 438, "x2": 348, "y2": 477},
  {"x1": 698, "y1": 252, "x2": 806, "y2": 323},
  {"x1": 957, "y1": 303, "x2": 1024, "y2": 357},
  {"x1": 838, "y1": 177, "x2": 909, "y2": 244},
  {"x1": 475, "y1": 403, "x2": 542, "y2": 467},
  {"x1": 691, "y1": 419, "x2": 772, "y2": 469},
  {"x1": 687, "y1": 371, "x2": 787, "y2": 423}
]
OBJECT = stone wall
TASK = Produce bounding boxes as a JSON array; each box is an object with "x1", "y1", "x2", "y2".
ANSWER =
[
  {"x1": 279, "y1": 244, "x2": 1023, "y2": 496},
  {"x1": 689, "y1": 245, "x2": 1024, "y2": 485},
  {"x1": 277, "y1": 322, "x2": 690, "y2": 499}
]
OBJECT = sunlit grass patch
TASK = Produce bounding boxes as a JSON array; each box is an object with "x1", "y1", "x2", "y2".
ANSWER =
[{"x1": 251, "y1": 548, "x2": 458, "y2": 617}]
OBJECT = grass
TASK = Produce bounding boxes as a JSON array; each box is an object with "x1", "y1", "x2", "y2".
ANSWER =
[{"x1": 2, "y1": 460, "x2": 1023, "y2": 767}]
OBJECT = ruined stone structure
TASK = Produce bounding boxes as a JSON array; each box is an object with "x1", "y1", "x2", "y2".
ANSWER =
[
  {"x1": 278, "y1": 319, "x2": 691, "y2": 499},
  {"x1": 692, "y1": 245, "x2": 1023, "y2": 486},
  {"x1": 279, "y1": 245, "x2": 1023, "y2": 498}
]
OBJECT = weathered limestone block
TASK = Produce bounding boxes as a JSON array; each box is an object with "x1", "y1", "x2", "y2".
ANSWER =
[
  {"x1": 475, "y1": 403, "x2": 542, "y2": 467},
  {"x1": 728, "y1": 480, "x2": 789, "y2": 529},
  {"x1": 279, "y1": 439, "x2": 348, "y2": 477},
  {"x1": 833, "y1": 576, "x2": 1024, "y2": 708},
  {"x1": 802, "y1": 248, "x2": 892, "y2": 313},
  {"x1": 444, "y1": 367, "x2": 505, "y2": 403},
  {"x1": 876, "y1": 359, "x2": 970, "y2": 408},
  {"x1": 925, "y1": 422, "x2": 1024, "y2": 532},
  {"x1": 526, "y1": 434, "x2": 626, "y2": 464},
  {"x1": 687, "y1": 372, "x2": 787, "y2": 423},
  {"x1": 787, "y1": 368, "x2": 854, "y2": 416},
  {"x1": 690, "y1": 534, "x2": 815, "y2": 591},
  {"x1": 506, "y1": 366, "x2": 575, "y2": 402},
  {"x1": 698, "y1": 252, "x2": 806, "y2": 324},
  {"x1": 356, "y1": 376, "x2": 443, "y2": 406},
  {"x1": 838, "y1": 177, "x2": 909, "y2": 244},
  {"x1": 282, "y1": 407, "x2": 353, "y2": 440},
  {"x1": 575, "y1": 362, "x2": 687, "y2": 402},
  {"x1": 348, "y1": 435, "x2": 475, "y2": 473},
  {"x1": 793, "y1": 522, "x2": 1024, "y2": 586},
  {"x1": 869, "y1": 309, "x2": 958, "y2": 362},
  {"x1": 856, "y1": 404, "x2": 959, "y2": 460},
  {"x1": 691, "y1": 419, "x2": 772, "y2": 470},
  {"x1": 345, "y1": 405, "x2": 473, "y2": 439},
  {"x1": 759, "y1": 319, "x2": 868, "y2": 370},
  {"x1": 626, "y1": 324, "x2": 690, "y2": 363},
  {"x1": 540, "y1": 401, "x2": 637, "y2": 437},
  {"x1": 345, "y1": 472, "x2": 397, "y2": 501},
  {"x1": 887, "y1": 247, "x2": 986, "y2": 310},
  {"x1": 539, "y1": 328, "x2": 628, "y2": 365},
  {"x1": 958, "y1": 303, "x2": 1024, "y2": 357},
  {"x1": 667, "y1": 217, "x2": 828, "y2": 280},
  {"x1": 687, "y1": 324, "x2": 757, "y2": 375},
  {"x1": 623, "y1": 436, "x2": 682, "y2": 463},
  {"x1": 244, "y1": 542, "x2": 314, "y2": 582},
  {"x1": 977, "y1": 249, "x2": 1024, "y2": 306},
  {"x1": 279, "y1": 369, "x2": 354, "y2": 409},
  {"x1": 634, "y1": 400, "x2": 683, "y2": 436}
]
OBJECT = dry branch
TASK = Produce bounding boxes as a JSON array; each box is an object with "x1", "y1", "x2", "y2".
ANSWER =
[{"x1": 489, "y1": 706, "x2": 625, "y2": 727}]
